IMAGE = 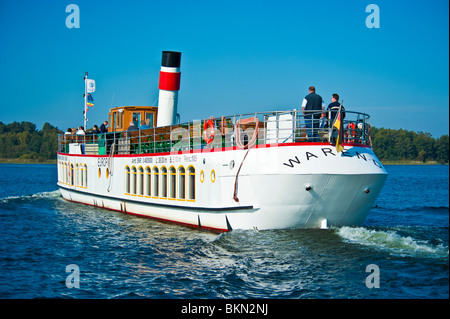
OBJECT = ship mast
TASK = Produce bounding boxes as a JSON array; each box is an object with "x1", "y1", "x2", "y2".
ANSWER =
[{"x1": 84, "y1": 72, "x2": 88, "y2": 129}]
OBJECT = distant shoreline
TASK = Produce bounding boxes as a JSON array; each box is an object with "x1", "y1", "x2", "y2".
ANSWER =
[
  {"x1": 0, "y1": 158, "x2": 56, "y2": 164},
  {"x1": 381, "y1": 160, "x2": 447, "y2": 165},
  {"x1": 0, "y1": 158, "x2": 447, "y2": 166}
]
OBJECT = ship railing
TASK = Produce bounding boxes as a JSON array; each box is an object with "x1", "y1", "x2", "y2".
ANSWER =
[{"x1": 57, "y1": 109, "x2": 371, "y2": 155}]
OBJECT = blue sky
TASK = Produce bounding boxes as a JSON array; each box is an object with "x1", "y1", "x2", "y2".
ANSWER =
[{"x1": 0, "y1": 0, "x2": 448, "y2": 137}]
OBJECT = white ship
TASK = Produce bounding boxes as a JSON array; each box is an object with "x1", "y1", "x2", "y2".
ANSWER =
[{"x1": 57, "y1": 51, "x2": 387, "y2": 232}]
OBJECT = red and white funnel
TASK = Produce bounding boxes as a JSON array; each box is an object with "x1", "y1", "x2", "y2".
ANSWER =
[{"x1": 156, "y1": 51, "x2": 181, "y2": 127}]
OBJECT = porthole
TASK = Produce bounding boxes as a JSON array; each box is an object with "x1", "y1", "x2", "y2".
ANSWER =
[
  {"x1": 98, "y1": 167, "x2": 101, "y2": 178},
  {"x1": 106, "y1": 168, "x2": 109, "y2": 179},
  {"x1": 200, "y1": 170, "x2": 205, "y2": 183},
  {"x1": 211, "y1": 169, "x2": 216, "y2": 183}
]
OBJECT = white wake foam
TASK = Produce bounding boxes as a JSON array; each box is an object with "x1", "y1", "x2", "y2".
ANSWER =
[
  {"x1": 336, "y1": 226, "x2": 449, "y2": 258},
  {"x1": 0, "y1": 190, "x2": 61, "y2": 203}
]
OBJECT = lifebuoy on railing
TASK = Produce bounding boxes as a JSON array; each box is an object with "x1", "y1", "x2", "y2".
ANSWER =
[
  {"x1": 235, "y1": 116, "x2": 259, "y2": 149},
  {"x1": 203, "y1": 118, "x2": 215, "y2": 144}
]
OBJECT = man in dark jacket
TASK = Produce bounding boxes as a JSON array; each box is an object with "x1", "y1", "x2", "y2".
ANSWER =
[
  {"x1": 323, "y1": 93, "x2": 345, "y2": 127},
  {"x1": 301, "y1": 86, "x2": 323, "y2": 141},
  {"x1": 100, "y1": 121, "x2": 108, "y2": 133}
]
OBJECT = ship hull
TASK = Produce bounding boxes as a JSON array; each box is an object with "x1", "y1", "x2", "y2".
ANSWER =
[{"x1": 57, "y1": 143, "x2": 387, "y2": 231}]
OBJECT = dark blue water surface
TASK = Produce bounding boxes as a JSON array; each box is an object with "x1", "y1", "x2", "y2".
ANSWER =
[{"x1": 0, "y1": 164, "x2": 448, "y2": 299}]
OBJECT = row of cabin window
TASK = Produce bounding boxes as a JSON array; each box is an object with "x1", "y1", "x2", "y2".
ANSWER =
[
  {"x1": 59, "y1": 162, "x2": 88, "y2": 188},
  {"x1": 125, "y1": 165, "x2": 195, "y2": 201}
]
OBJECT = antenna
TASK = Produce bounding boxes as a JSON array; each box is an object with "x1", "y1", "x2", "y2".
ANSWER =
[{"x1": 110, "y1": 90, "x2": 116, "y2": 108}]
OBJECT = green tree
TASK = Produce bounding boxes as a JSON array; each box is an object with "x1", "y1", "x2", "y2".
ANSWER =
[
  {"x1": 434, "y1": 135, "x2": 449, "y2": 164},
  {"x1": 371, "y1": 127, "x2": 445, "y2": 163},
  {"x1": 39, "y1": 122, "x2": 60, "y2": 160},
  {"x1": 413, "y1": 132, "x2": 435, "y2": 162}
]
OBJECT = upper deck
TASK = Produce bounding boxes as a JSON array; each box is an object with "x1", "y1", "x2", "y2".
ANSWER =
[{"x1": 58, "y1": 109, "x2": 372, "y2": 156}]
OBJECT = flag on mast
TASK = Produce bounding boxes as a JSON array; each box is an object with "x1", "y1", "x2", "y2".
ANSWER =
[
  {"x1": 86, "y1": 93, "x2": 94, "y2": 107},
  {"x1": 87, "y1": 79, "x2": 96, "y2": 93},
  {"x1": 83, "y1": 72, "x2": 95, "y2": 129},
  {"x1": 333, "y1": 105, "x2": 345, "y2": 153}
]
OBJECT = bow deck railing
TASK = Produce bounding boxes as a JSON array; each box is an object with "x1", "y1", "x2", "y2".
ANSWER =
[{"x1": 58, "y1": 109, "x2": 371, "y2": 155}]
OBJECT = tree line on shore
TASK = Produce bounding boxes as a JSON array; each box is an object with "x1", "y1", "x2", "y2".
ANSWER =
[
  {"x1": 0, "y1": 121, "x2": 60, "y2": 162},
  {"x1": 370, "y1": 127, "x2": 448, "y2": 163},
  {"x1": 0, "y1": 121, "x2": 448, "y2": 164}
]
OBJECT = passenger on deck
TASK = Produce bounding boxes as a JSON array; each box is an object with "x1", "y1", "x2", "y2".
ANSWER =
[
  {"x1": 92, "y1": 125, "x2": 101, "y2": 134},
  {"x1": 127, "y1": 121, "x2": 139, "y2": 132},
  {"x1": 301, "y1": 86, "x2": 323, "y2": 141},
  {"x1": 139, "y1": 119, "x2": 150, "y2": 130},
  {"x1": 322, "y1": 93, "x2": 345, "y2": 127},
  {"x1": 76, "y1": 126, "x2": 85, "y2": 135},
  {"x1": 100, "y1": 121, "x2": 108, "y2": 133},
  {"x1": 64, "y1": 128, "x2": 73, "y2": 144}
]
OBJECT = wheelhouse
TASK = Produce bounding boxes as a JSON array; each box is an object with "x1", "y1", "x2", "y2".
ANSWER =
[{"x1": 108, "y1": 106, "x2": 158, "y2": 133}]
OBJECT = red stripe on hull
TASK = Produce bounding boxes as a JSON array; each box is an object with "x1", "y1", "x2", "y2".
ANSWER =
[{"x1": 60, "y1": 195, "x2": 228, "y2": 233}]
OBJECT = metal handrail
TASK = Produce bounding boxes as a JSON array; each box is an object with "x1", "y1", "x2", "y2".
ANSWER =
[{"x1": 57, "y1": 109, "x2": 371, "y2": 155}]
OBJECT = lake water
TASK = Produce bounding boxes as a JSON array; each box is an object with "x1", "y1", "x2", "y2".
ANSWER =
[{"x1": 0, "y1": 164, "x2": 448, "y2": 301}]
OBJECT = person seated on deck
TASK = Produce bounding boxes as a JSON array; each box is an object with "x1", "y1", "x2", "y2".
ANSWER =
[
  {"x1": 127, "y1": 121, "x2": 139, "y2": 133},
  {"x1": 139, "y1": 119, "x2": 150, "y2": 130},
  {"x1": 64, "y1": 128, "x2": 73, "y2": 145},
  {"x1": 125, "y1": 121, "x2": 140, "y2": 154},
  {"x1": 76, "y1": 126, "x2": 85, "y2": 135},
  {"x1": 92, "y1": 125, "x2": 101, "y2": 134},
  {"x1": 75, "y1": 126, "x2": 85, "y2": 145}
]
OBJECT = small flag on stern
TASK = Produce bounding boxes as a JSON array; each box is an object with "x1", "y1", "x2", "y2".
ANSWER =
[
  {"x1": 86, "y1": 93, "x2": 94, "y2": 107},
  {"x1": 333, "y1": 106, "x2": 344, "y2": 153}
]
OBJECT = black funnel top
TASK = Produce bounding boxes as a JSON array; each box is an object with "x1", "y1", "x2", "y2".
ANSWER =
[{"x1": 161, "y1": 51, "x2": 181, "y2": 68}]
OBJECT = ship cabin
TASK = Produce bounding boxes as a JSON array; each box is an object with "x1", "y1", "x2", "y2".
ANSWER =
[{"x1": 108, "y1": 106, "x2": 158, "y2": 133}]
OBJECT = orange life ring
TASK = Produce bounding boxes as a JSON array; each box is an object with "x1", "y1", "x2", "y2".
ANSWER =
[{"x1": 203, "y1": 119, "x2": 215, "y2": 144}]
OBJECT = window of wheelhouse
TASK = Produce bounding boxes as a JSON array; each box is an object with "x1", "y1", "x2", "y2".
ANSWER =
[
  {"x1": 132, "y1": 112, "x2": 141, "y2": 127},
  {"x1": 145, "y1": 113, "x2": 154, "y2": 128},
  {"x1": 187, "y1": 166, "x2": 195, "y2": 201},
  {"x1": 178, "y1": 166, "x2": 185, "y2": 200},
  {"x1": 118, "y1": 109, "x2": 124, "y2": 130}
]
